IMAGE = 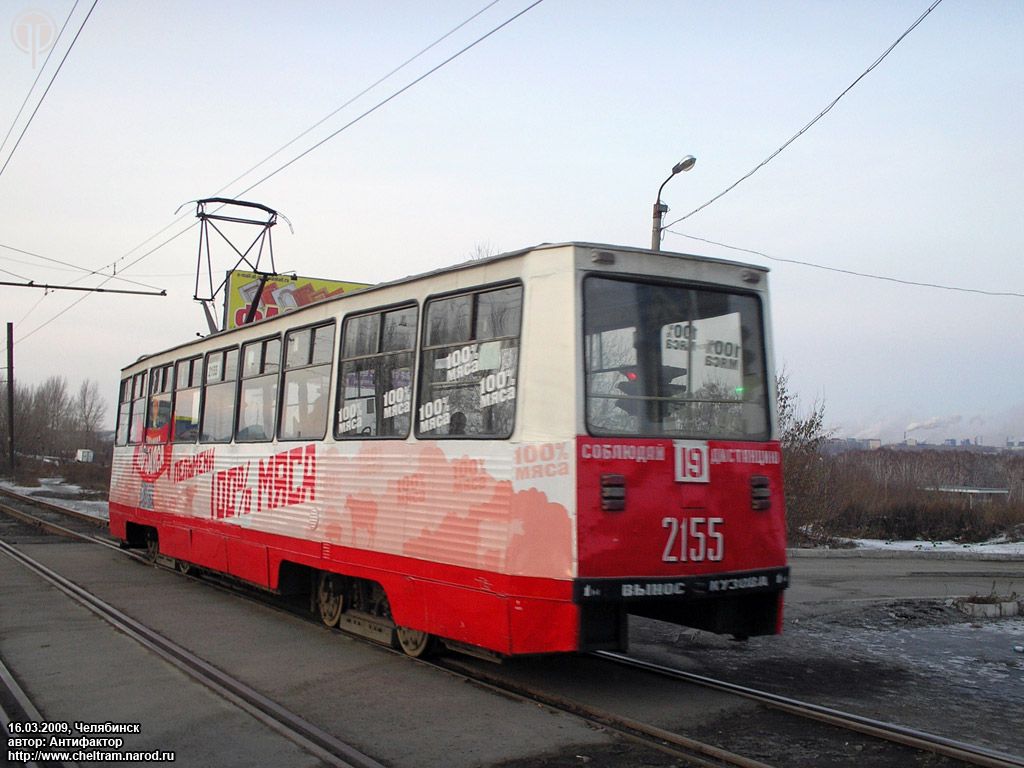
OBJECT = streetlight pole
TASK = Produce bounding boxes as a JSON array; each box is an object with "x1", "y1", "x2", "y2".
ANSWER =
[{"x1": 651, "y1": 155, "x2": 696, "y2": 251}]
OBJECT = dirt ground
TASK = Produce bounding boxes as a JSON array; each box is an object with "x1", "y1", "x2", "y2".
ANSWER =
[
  {"x1": 494, "y1": 600, "x2": 1023, "y2": 767},
  {"x1": 630, "y1": 600, "x2": 1024, "y2": 760}
]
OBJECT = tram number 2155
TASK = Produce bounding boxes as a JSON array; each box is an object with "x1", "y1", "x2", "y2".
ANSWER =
[{"x1": 661, "y1": 517, "x2": 724, "y2": 562}]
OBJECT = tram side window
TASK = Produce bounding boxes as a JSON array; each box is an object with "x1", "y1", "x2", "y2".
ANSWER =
[
  {"x1": 126, "y1": 371, "x2": 147, "y2": 445},
  {"x1": 236, "y1": 337, "x2": 281, "y2": 442},
  {"x1": 336, "y1": 305, "x2": 416, "y2": 439},
  {"x1": 417, "y1": 284, "x2": 522, "y2": 438},
  {"x1": 116, "y1": 378, "x2": 132, "y2": 446},
  {"x1": 145, "y1": 364, "x2": 174, "y2": 443},
  {"x1": 172, "y1": 357, "x2": 202, "y2": 443},
  {"x1": 280, "y1": 322, "x2": 335, "y2": 441},
  {"x1": 200, "y1": 347, "x2": 239, "y2": 443}
]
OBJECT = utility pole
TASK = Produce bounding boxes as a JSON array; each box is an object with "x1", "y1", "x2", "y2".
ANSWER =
[{"x1": 6, "y1": 322, "x2": 14, "y2": 474}]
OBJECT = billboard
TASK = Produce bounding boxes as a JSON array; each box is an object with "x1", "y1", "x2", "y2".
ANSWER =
[{"x1": 224, "y1": 271, "x2": 371, "y2": 330}]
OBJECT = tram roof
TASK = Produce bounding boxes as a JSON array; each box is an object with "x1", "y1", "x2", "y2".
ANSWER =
[
  {"x1": 123, "y1": 242, "x2": 768, "y2": 371},
  {"x1": 296, "y1": 240, "x2": 768, "y2": 308}
]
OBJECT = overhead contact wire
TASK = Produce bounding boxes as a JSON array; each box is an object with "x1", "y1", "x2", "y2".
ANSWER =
[
  {"x1": 669, "y1": 231, "x2": 1024, "y2": 298},
  {"x1": 231, "y1": 0, "x2": 547, "y2": 200},
  {"x1": 0, "y1": 0, "x2": 100, "y2": 179},
  {"x1": 662, "y1": 0, "x2": 944, "y2": 230},
  {"x1": 16, "y1": 0, "x2": 546, "y2": 343},
  {"x1": 102, "y1": 0, "x2": 507, "y2": 278},
  {"x1": 0, "y1": 0, "x2": 82, "y2": 159}
]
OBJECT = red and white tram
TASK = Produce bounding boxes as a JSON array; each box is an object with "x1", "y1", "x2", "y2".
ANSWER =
[{"x1": 110, "y1": 242, "x2": 789, "y2": 657}]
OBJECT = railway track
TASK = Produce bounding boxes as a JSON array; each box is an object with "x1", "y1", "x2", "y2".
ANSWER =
[
  {"x1": 0, "y1": 495, "x2": 386, "y2": 768},
  {"x1": 0, "y1": 485, "x2": 109, "y2": 533},
  {"x1": 3, "y1": 489, "x2": 1022, "y2": 768},
  {"x1": 1, "y1": 655, "x2": 74, "y2": 768},
  {"x1": 592, "y1": 651, "x2": 1024, "y2": 768},
  {"x1": 438, "y1": 651, "x2": 1024, "y2": 768}
]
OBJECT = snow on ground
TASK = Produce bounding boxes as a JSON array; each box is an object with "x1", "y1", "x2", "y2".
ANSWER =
[
  {"x1": 849, "y1": 537, "x2": 1024, "y2": 555},
  {"x1": 0, "y1": 478, "x2": 109, "y2": 521}
]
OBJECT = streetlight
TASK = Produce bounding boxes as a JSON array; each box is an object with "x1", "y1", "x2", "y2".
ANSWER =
[{"x1": 651, "y1": 155, "x2": 696, "y2": 251}]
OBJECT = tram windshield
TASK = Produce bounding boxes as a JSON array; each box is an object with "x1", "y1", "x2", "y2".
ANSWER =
[{"x1": 584, "y1": 276, "x2": 770, "y2": 440}]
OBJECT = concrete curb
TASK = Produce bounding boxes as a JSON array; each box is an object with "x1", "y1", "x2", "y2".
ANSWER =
[
  {"x1": 786, "y1": 547, "x2": 1024, "y2": 561},
  {"x1": 956, "y1": 600, "x2": 1021, "y2": 618}
]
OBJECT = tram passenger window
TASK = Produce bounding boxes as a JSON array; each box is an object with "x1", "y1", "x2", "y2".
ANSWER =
[
  {"x1": 285, "y1": 328, "x2": 310, "y2": 368},
  {"x1": 417, "y1": 284, "x2": 522, "y2": 439},
  {"x1": 128, "y1": 371, "x2": 147, "y2": 445},
  {"x1": 236, "y1": 337, "x2": 281, "y2": 442},
  {"x1": 476, "y1": 287, "x2": 521, "y2": 339},
  {"x1": 146, "y1": 364, "x2": 174, "y2": 443},
  {"x1": 200, "y1": 347, "x2": 238, "y2": 443},
  {"x1": 343, "y1": 314, "x2": 380, "y2": 358},
  {"x1": 115, "y1": 378, "x2": 132, "y2": 446},
  {"x1": 280, "y1": 321, "x2": 335, "y2": 441},
  {"x1": 426, "y1": 294, "x2": 471, "y2": 346},
  {"x1": 172, "y1": 357, "x2": 202, "y2": 443},
  {"x1": 313, "y1": 324, "x2": 336, "y2": 365},
  {"x1": 336, "y1": 305, "x2": 416, "y2": 439}
]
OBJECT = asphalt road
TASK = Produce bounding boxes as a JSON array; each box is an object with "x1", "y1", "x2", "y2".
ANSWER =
[{"x1": 784, "y1": 550, "x2": 1023, "y2": 618}]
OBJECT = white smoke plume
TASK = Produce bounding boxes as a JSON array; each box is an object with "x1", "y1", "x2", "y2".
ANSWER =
[{"x1": 905, "y1": 415, "x2": 963, "y2": 434}]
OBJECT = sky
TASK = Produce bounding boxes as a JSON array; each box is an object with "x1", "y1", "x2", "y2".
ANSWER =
[{"x1": 0, "y1": 0, "x2": 1021, "y2": 445}]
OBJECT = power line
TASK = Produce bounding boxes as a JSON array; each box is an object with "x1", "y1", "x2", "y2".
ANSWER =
[
  {"x1": 662, "y1": 0, "x2": 944, "y2": 230},
  {"x1": 14, "y1": 225, "x2": 190, "y2": 345},
  {"x1": 0, "y1": 265, "x2": 32, "y2": 282},
  {"x1": 0, "y1": 242, "x2": 165, "y2": 291},
  {"x1": 13, "y1": 0, "x2": 547, "y2": 345},
  {"x1": 16, "y1": 291, "x2": 50, "y2": 326},
  {"x1": 16, "y1": 289, "x2": 95, "y2": 345},
  {"x1": 86, "y1": 0, "x2": 543, "y2": 279},
  {"x1": 212, "y1": 0, "x2": 505, "y2": 211},
  {"x1": 231, "y1": 0, "x2": 547, "y2": 201},
  {"x1": 667, "y1": 230, "x2": 1024, "y2": 298},
  {"x1": 103, "y1": 0, "x2": 508, "y2": 279},
  {"x1": 0, "y1": 0, "x2": 82, "y2": 160},
  {"x1": 0, "y1": 0, "x2": 100, "y2": 179},
  {"x1": 0, "y1": 256, "x2": 84, "y2": 273}
]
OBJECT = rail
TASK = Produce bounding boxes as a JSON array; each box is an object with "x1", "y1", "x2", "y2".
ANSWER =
[
  {"x1": 594, "y1": 650, "x2": 1024, "y2": 768},
  {"x1": 0, "y1": 523, "x2": 385, "y2": 768}
]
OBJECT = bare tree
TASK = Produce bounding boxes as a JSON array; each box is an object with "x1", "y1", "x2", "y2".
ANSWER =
[
  {"x1": 777, "y1": 370, "x2": 829, "y2": 455},
  {"x1": 468, "y1": 241, "x2": 500, "y2": 261},
  {"x1": 1, "y1": 376, "x2": 108, "y2": 464},
  {"x1": 74, "y1": 379, "x2": 106, "y2": 431},
  {"x1": 72, "y1": 379, "x2": 108, "y2": 453},
  {"x1": 33, "y1": 376, "x2": 72, "y2": 457},
  {"x1": 776, "y1": 370, "x2": 834, "y2": 542}
]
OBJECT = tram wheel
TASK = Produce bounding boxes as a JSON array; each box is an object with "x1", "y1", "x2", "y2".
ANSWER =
[
  {"x1": 395, "y1": 626, "x2": 435, "y2": 658},
  {"x1": 316, "y1": 572, "x2": 345, "y2": 627},
  {"x1": 144, "y1": 531, "x2": 159, "y2": 562},
  {"x1": 176, "y1": 559, "x2": 192, "y2": 575}
]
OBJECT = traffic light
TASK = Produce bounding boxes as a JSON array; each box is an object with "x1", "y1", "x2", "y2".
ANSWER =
[
  {"x1": 661, "y1": 365, "x2": 688, "y2": 395},
  {"x1": 615, "y1": 371, "x2": 643, "y2": 417}
]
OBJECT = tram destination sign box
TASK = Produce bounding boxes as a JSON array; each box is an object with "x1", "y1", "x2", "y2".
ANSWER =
[{"x1": 224, "y1": 270, "x2": 371, "y2": 330}]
